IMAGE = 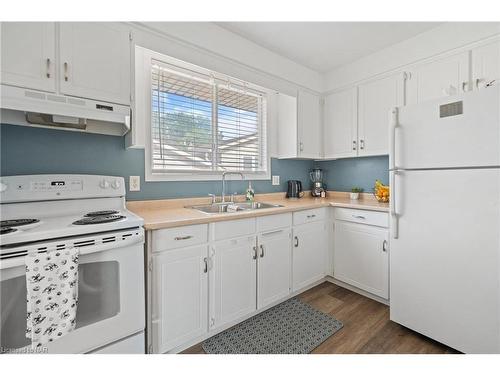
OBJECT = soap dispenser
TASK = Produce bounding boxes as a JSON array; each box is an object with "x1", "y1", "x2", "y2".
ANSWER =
[{"x1": 245, "y1": 181, "x2": 255, "y2": 202}]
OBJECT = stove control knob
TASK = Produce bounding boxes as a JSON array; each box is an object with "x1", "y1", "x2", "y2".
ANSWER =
[
  {"x1": 111, "y1": 180, "x2": 121, "y2": 189},
  {"x1": 0, "y1": 182, "x2": 7, "y2": 192},
  {"x1": 99, "y1": 179, "x2": 110, "y2": 189}
]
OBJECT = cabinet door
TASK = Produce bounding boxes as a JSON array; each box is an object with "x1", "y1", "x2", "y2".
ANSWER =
[
  {"x1": 152, "y1": 245, "x2": 208, "y2": 353},
  {"x1": 277, "y1": 93, "x2": 298, "y2": 158},
  {"x1": 472, "y1": 40, "x2": 500, "y2": 90},
  {"x1": 292, "y1": 222, "x2": 327, "y2": 292},
  {"x1": 406, "y1": 51, "x2": 470, "y2": 104},
  {"x1": 333, "y1": 221, "x2": 388, "y2": 299},
  {"x1": 297, "y1": 90, "x2": 322, "y2": 158},
  {"x1": 59, "y1": 23, "x2": 131, "y2": 104},
  {"x1": 257, "y1": 228, "x2": 292, "y2": 309},
  {"x1": 323, "y1": 87, "x2": 358, "y2": 159},
  {"x1": 0, "y1": 22, "x2": 56, "y2": 92},
  {"x1": 212, "y1": 236, "x2": 257, "y2": 329},
  {"x1": 358, "y1": 74, "x2": 403, "y2": 156}
]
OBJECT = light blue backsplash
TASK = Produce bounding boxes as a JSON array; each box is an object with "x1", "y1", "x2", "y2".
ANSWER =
[
  {"x1": 0, "y1": 124, "x2": 314, "y2": 201},
  {"x1": 0, "y1": 124, "x2": 389, "y2": 200},
  {"x1": 314, "y1": 155, "x2": 389, "y2": 193}
]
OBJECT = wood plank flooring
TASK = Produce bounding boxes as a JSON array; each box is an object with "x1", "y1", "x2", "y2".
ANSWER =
[{"x1": 182, "y1": 282, "x2": 458, "y2": 354}]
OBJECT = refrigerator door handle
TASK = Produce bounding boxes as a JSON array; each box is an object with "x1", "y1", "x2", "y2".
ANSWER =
[
  {"x1": 390, "y1": 170, "x2": 399, "y2": 239},
  {"x1": 389, "y1": 107, "x2": 398, "y2": 171}
]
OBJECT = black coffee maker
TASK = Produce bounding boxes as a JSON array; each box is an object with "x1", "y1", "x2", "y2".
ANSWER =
[{"x1": 286, "y1": 180, "x2": 304, "y2": 199}]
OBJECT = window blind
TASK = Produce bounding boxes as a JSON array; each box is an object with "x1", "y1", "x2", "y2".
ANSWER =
[{"x1": 150, "y1": 60, "x2": 266, "y2": 174}]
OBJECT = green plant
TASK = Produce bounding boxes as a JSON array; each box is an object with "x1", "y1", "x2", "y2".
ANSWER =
[{"x1": 351, "y1": 187, "x2": 363, "y2": 193}]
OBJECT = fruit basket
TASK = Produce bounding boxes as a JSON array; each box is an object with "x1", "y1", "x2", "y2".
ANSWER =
[{"x1": 373, "y1": 180, "x2": 390, "y2": 203}]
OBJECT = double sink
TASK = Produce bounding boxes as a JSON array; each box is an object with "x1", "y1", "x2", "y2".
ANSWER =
[{"x1": 188, "y1": 201, "x2": 283, "y2": 214}]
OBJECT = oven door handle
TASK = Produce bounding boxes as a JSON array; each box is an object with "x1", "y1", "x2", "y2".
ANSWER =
[{"x1": 0, "y1": 234, "x2": 144, "y2": 270}]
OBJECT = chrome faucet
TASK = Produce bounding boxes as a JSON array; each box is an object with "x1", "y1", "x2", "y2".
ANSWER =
[{"x1": 221, "y1": 171, "x2": 244, "y2": 203}]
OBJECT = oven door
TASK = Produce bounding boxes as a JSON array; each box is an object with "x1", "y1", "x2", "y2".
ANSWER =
[{"x1": 0, "y1": 229, "x2": 145, "y2": 354}]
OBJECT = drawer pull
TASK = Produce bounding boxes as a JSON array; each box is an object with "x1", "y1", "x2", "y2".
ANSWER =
[
  {"x1": 382, "y1": 240, "x2": 388, "y2": 252},
  {"x1": 352, "y1": 215, "x2": 366, "y2": 220},
  {"x1": 294, "y1": 236, "x2": 299, "y2": 248},
  {"x1": 306, "y1": 214, "x2": 316, "y2": 219},
  {"x1": 174, "y1": 235, "x2": 193, "y2": 241}
]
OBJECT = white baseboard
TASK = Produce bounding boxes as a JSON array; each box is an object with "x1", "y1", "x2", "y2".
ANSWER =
[{"x1": 325, "y1": 276, "x2": 390, "y2": 306}]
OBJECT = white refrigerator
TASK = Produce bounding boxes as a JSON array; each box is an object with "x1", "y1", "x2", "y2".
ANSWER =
[{"x1": 389, "y1": 85, "x2": 500, "y2": 353}]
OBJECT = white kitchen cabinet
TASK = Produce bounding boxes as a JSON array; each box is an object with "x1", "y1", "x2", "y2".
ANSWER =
[
  {"x1": 406, "y1": 51, "x2": 470, "y2": 104},
  {"x1": 59, "y1": 23, "x2": 131, "y2": 105},
  {"x1": 0, "y1": 22, "x2": 56, "y2": 92},
  {"x1": 277, "y1": 91, "x2": 322, "y2": 159},
  {"x1": 358, "y1": 74, "x2": 403, "y2": 156},
  {"x1": 472, "y1": 40, "x2": 500, "y2": 90},
  {"x1": 152, "y1": 245, "x2": 208, "y2": 353},
  {"x1": 292, "y1": 221, "x2": 327, "y2": 292},
  {"x1": 212, "y1": 236, "x2": 257, "y2": 329},
  {"x1": 323, "y1": 87, "x2": 358, "y2": 159},
  {"x1": 333, "y1": 220, "x2": 389, "y2": 299},
  {"x1": 257, "y1": 228, "x2": 292, "y2": 309}
]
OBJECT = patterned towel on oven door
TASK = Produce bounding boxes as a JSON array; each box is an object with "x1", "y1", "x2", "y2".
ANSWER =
[{"x1": 25, "y1": 247, "x2": 79, "y2": 347}]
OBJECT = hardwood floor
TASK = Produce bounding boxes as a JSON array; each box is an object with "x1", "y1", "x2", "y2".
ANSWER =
[{"x1": 182, "y1": 282, "x2": 458, "y2": 354}]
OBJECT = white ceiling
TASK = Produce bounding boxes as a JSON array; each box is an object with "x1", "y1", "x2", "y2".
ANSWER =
[{"x1": 216, "y1": 22, "x2": 442, "y2": 73}]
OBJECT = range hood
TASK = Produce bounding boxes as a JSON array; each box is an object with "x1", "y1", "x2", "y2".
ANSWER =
[{"x1": 0, "y1": 85, "x2": 130, "y2": 136}]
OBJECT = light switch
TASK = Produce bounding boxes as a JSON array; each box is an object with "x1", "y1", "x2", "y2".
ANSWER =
[
  {"x1": 272, "y1": 175, "x2": 280, "y2": 186},
  {"x1": 129, "y1": 176, "x2": 140, "y2": 192}
]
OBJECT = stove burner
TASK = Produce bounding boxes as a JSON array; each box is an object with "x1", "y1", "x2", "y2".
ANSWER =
[
  {"x1": 73, "y1": 215, "x2": 125, "y2": 225},
  {"x1": 0, "y1": 227, "x2": 17, "y2": 235},
  {"x1": 85, "y1": 210, "x2": 119, "y2": 217},
  {"x1": 0, "y1": 219, "x2": 40, "y2": 228}
]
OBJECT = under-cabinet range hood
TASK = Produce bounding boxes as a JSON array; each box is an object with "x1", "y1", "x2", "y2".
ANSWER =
[{"x1": 0, "y1": 85, "x2": 130, "y2": 136}]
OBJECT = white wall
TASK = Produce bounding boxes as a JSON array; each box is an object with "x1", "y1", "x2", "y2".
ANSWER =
[{"x1": 323, "y1": 22, "x2": 500, "y2": 93}]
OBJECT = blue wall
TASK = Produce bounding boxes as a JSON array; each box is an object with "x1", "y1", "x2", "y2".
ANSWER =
[
  {"x1": 0, "y1": 124, "x2": 314, "y2": 201},
  {"x1": 315, "y1": 155, "x2": 389, "y2": 193},
  {"x1": 0, "y1": 124, "x2": 389, "y2": 200}
]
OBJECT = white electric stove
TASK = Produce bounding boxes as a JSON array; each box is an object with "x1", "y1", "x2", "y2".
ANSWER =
[{"x1": 0, "y1": 175, "x2": 146, "y2": 354}]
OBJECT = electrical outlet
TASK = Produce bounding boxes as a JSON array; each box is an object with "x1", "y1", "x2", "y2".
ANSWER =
[
  {"x1": 272, "y1": 175, "x2": 280, "y2": 186},
  {"x1": 129, "y1": 176, "x2": 140, "y2": 192}
]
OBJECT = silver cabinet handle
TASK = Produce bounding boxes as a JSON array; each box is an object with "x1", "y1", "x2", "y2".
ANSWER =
[
  {"x1": 462, "y1": 81, "x2": 468, "y2": 92},
  {"x1": 252, "y1": 246, "x2": 258, "y2": 260},
  {"x1": 203, "y1": 257, "x2": 208, "y2": 273},
  {"x1": 174, "y1": 235, "x2": 193, "y2": 241},
  {"x1": 476, "y1": 78, "x2": 481, "y2": 89},
  {"x1": 259, "y1": 244, "x2": 264, "y2": 258},
  {"x1": 360, "y1": 139, "x2": 365, "y2": 150},
  {"x1": 352, "y1": 140, "x2": 357, "y2": 150},
  {"x1": 46, "y1": 58, "x2": 51, "y2": 78},
  {"x1": 352, "y1": 215, "x2": 366, "y2": 219},
  {"x1": 382, "y1": 240, "x2": 388, "y2": 252},
  {"x1": 294, "y1": 236, "x2": 299, "y2": 248},
  {"x1": 306, "y1": 214, "x2": 316, "y2": 219},
  {"x1": 63, "y1": 62, "x2": 69, "y2": 81}
]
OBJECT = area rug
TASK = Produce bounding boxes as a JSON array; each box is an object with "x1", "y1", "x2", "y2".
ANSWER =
[{"x1": 202, "y1": 297, "x2": 343, "y2": 354}]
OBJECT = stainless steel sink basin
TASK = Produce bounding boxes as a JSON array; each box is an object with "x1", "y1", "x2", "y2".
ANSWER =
[{"x1": 187, "y1": 201, "x2": 283, "y2": 214}]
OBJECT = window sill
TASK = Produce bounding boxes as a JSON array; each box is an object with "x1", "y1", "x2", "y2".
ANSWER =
[{"x1": 145, "y1": 171, "x2": 271, "y2": 182}]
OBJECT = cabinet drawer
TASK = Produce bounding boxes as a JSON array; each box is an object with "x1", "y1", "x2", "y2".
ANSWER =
[
  {"x1": 152, "y1": 224, "x2": 208, "y2": 252},
  {"x1": 213, "y1": 218, "x2": 256, "y2": 241},
  {"x1": 293, "y1": 208, "x2": 326, "y2": 225},
  {"x1": 257, "y1": 213, "x2": 292, "y2": 233},
  {"x1": 334, "y1": 208, "x2": 388, "y2": 228}
]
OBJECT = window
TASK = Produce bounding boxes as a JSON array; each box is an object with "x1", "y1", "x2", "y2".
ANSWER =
[{"x1": 147, "y1": 55, "x2": 268, "y2": 180}]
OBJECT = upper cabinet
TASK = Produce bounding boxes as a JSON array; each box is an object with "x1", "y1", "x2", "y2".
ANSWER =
[
  {"x1": 357, "y1": 73, "x2": 403, "y2": 157},
  {"x1": 59, "y1": 23, "x2": 131, "y2": 105},
  {"x1": 323, "y1": 87, "x2": 357, "y2": 159},
  {"x1": 1, "y1": 22, "x2": 131, "y2": 105},
  {"x1": 1, "y1": 23, "x2": 56, "y2": 92},
  {"x1": 277, "y1": 90, "x2": 322, "y2": 159},
  {"x1": 406, "y1": 51, "x2": 470, "y2": 105},
  {"x1": 472, "y1": 40, "x2": 500, "y2": 90}
]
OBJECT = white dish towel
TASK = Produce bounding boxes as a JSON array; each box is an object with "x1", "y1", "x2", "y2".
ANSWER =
[{"x1": 25, "y1": 247, "x2": 79, "y2": 347}]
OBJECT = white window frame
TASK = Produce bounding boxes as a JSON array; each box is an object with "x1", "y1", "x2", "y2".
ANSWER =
[{"x1": 136, "y1": 47, "x2": 271, "y2": 182}]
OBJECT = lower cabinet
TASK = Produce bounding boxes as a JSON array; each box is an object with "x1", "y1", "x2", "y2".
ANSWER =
[
  {"x1": 152, "y1": 244, "x2": 208, "y2": 353},
  {"x1": 257, "y1": 228, "x2": 292, "y2": 309},
  {"x1": 212, "y1": 236, "x2": 257, "y2": 329},
  {"x1": 334, "y1": 220, "x2": 389, "y2": 298},
  {"x1": 292, "y1": 221, "x2": 327, "y2": 292}
]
